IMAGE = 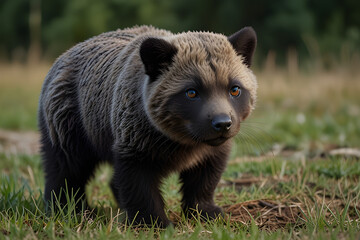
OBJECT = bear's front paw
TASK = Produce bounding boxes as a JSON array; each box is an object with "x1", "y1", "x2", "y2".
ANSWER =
[
  {"x1": 185, "y1": 203, "x2": 224, "y2": 221},
  {"x1": 126, "y1": 211, "x2": 172, "y2": 229},
  {"x1": 199, "y1": 204, "x2": 224, "y2": 220}
]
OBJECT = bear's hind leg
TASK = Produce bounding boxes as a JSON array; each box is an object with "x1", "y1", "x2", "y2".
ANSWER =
[{"x1": 40, "y1": 127, "x2": 99, "y2": 211}]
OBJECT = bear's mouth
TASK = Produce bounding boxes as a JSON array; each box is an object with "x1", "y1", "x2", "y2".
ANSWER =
[{"x1": 204, "y1": 136, "x2": 230, "y2": 146}]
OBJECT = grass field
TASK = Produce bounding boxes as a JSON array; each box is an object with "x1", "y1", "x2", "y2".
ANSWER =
[{"x1": 0, "y1": 62, "x2": 359, "y2": 239}]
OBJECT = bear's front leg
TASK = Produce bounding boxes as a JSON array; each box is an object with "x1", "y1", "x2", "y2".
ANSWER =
[
  {"x1": 180, "y1": 151, "x2": 228, "y2": 220},
  {"x1": 111, "y1": 152, "x2": 170, "y2": 228}
]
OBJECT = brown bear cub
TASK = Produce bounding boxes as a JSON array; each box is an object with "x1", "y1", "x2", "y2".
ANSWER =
[{"x1": 38, "y1": 25, "x2": 257, "y2": 227}]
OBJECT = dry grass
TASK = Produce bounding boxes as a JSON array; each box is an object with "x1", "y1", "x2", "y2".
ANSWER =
[
  {"x1": 0, "y1": 62, "x2": 49, "y2": 88},
  {"x1": 256, "y1": 69, "x2": 360, "y2": 112}
]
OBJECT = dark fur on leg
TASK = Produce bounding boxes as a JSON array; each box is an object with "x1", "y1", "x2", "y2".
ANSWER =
[
  {"x1": 39, "y1": 111, "x2": 99, "y2": 212},
  {"x1": 111, "y1": 151, "x2": 171, "y2": 228},
  {"x1": 180, "y1": 150, "x2": 228, "y2": 220}
]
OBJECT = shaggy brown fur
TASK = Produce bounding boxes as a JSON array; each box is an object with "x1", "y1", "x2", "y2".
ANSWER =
[{"x1": 38, "y1": 25, "x2": 257, "y2": 227}]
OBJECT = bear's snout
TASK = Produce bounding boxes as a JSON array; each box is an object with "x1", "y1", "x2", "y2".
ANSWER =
[{"x1": 211, "y1": 114, "x2": 232, "y2": 132}]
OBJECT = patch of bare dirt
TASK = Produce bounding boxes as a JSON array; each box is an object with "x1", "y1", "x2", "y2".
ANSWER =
[
  {"x1": 168, "y1": 198, "x2": 305, "y2": 231},
  {"x1": 0, "y1": 229, "x2": 10, "y2": 236},
  {"x1": 216, "y1": 174, "x2": 360, "y2": 231},
  {"x1": 0, "y1": 129, "x2": 40, "y2": 155},
  {"x1": 224, "y1": 199, "x2": 304, "y2": 231}
]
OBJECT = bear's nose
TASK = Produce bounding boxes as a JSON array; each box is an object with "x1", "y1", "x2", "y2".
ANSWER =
[{"x1": 211, "y1": 114, "x2": 232, "y2": 132}]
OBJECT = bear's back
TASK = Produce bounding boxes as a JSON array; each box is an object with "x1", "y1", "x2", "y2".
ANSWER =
[{"x1": 39, "y1": 26, "x2": 172, "y2": 157}]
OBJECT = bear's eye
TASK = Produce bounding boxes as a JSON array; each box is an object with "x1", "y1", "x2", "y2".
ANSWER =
[
  {"x1": 230, "y1": 86, "x2": 241, "y2": 97},
  {"x1": 186, "y1": 89, "x2": 198, "y2": 99}
]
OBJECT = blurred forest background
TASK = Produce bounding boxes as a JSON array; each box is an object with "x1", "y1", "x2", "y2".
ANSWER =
[{"x1": 1, "y1": 0, "x2": 360, "y2": 70}]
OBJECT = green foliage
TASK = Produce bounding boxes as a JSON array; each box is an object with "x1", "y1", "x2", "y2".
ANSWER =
[
  {"x1": 0, "y1": 88, "x2": 38, "y2": 130},
  {"x1": 0, "y1": 0, "x2": 30, "y2": 57},
  {"x1": 314, "y1": 157, "x2": 360, "y2": 179},
  {"x1": 0, "y1": 0, "x2": 359, "y2": 65}
]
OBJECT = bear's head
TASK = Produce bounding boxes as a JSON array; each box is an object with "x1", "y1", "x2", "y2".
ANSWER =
[{"x1": 140, "y1": 27, "x2": 257, "y2": 146}]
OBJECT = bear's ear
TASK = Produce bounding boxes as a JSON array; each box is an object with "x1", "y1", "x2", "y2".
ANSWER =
[
  {"x1": 228, "y1": 27, "x2": 257, "y2": 67},
  {"x1": 140, "y1": 38, "x2": 178, "y2": 81}
]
